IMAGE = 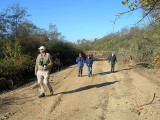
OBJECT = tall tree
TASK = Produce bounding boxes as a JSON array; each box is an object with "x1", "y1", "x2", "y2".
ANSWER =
[
  {"x1": 47, "y1": 24, "x2": 63, "y2": 41},
  {"x1": 0, "y1": 3, "x2": 29, "y2": 40}
]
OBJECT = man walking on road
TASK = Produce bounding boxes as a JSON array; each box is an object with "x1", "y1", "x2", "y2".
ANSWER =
[
  {"x1": 35, "y1": 46, "x2": 53, "y2": 98},
  {"x1": 76, "y1": 53, "x2": 85, "y2": 77},
  {"x1": 108, "y1": 51, "x2": 117, "y2": 73},
  {"x1": 86, "y1": 55, "x2": 93, "y2": 77}
]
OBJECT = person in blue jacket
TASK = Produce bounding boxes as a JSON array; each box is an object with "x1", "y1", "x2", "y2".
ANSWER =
[
  {"x1": 76, "y1": 53, "x2": 85, "y2": 77},
  {"x1": 85, "y1": 55, "x2": 93, "y2": 77}
]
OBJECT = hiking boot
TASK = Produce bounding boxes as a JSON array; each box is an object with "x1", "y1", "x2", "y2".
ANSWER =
[{"x1": 38, "y1": 93, "x2": 45, "y2": 98}]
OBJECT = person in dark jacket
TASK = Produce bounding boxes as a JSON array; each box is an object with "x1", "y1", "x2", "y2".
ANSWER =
[
  {"x1": 108, "y1": 51, "x2": 117, "y2": 73},
  {"x1": 85, "y1": 55, "x2": 93, "y2": 77},
  {"x1": 90, "y1": 54, "x2": 94, "y2": 75},
  {"x1": 76, "y1": 53, "x2": 85, "y2": 77}
]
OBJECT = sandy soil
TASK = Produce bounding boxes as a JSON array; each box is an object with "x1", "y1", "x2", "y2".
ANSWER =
[{"x1": 0, "y1": 61, "x2": 160, "y2": 120}]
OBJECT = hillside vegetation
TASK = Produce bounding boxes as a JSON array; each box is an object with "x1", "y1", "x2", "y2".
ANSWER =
[
  {"x1": 77, "y1": 24, "x2": 160, "y2": 67},
  {"x1": 77, "y1": 0, "x2": 160, "y2": 67},
  {"x1": 0, "y1": 4, "x2": 82, "y2": 90}
]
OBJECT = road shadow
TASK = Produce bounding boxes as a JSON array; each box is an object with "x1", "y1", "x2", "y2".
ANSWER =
[
  {"x1": 68, "y1": 66, "x2": 77, "y2": 68},
  {"x1": 92, "y1": 71, "x2": 113, "y2": 76},
  {"x1": 93, "y1": 67, "x2": 135, "y2": 76},
  {"x1": 117, "y1": 67, "x2": 135, "y2": 72},
  {"x1": 94, "y1": 58, "x2": 107, "y2": 61},
  {"x1": 82, "y1": 75, "x2": 88, "y2": 77},
  {"x1": 55, "y1": 81, "x2": 119, "y2": 95}
]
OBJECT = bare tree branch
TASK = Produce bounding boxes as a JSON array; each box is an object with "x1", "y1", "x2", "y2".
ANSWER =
[
  {"x1": 134, "y1": 2, "x2": 158, "y2": 26},
  {"x1": 112, "y1": 0, "x2": 159, "y2": 29}
]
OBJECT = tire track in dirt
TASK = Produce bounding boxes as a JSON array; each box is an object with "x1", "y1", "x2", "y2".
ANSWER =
[
  {"x1": 104, "y1": 63, "x2": 160, "y2": 120},
  {"x1": 45, "y1": 61, "x2": 114, "y2": 120},
  {"x1": 1, "y1": 61, "x2": 160, "y2": 120},
  {"x1": 0, "y1": 66, "x2": 76, "y2": 120}
]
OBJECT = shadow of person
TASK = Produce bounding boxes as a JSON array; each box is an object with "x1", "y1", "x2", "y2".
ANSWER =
[
  {"x1": 92, "y1": 71, "x2": 115, "y2": 76},
  {"x1": 55, "y1": 81, "x2": 119, "y2": 95},
  {"x1": 116, "y1": 67, "x2": 134, "y2": 72},
  {"x1": 93, "y1": 67, "x2": 135, "y2": 76}
]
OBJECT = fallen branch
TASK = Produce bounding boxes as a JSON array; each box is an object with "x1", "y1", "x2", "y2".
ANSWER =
[
  {"x1": 138, "y1": 93, "x2": 156, "y2": 107},
  {"x1": 130, "y1": 93, "x2": 156, "y2": 116}
]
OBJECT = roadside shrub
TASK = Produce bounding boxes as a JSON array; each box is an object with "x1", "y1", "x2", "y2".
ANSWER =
[
  {"x1": 0, "y1": 57, "x2": 34, "y2": 90},
  {"x1": 152, "y1": 53, "x2": 160, "y2": 67},
  {"x1": 0, "y1": 41, "x2": 35, "y2": 90}
]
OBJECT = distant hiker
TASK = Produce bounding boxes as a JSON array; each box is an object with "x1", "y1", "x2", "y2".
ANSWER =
[
  {"x1": 108, "y1": 51, "x2": 117, "y2": 73},
  {"x1": 85, "y1": 55, "x2": 93, "y2": 77},
  {"x1": 35, "y1": 46, "x2": 53, "y2": 98},
  {"x1": 76, "y1": 53, "x2": 85, "y2": 77}
]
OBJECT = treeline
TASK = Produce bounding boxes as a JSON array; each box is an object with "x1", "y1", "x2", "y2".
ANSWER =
[
  {"x1": 77, "y1": 24, "x2": 160, "y2": 67},
  {"x1": 0, "y1": 4, "x2": 82, "y2": 90}
]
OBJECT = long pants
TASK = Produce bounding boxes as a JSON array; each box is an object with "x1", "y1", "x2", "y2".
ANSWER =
[
  {"x1": 37, "y1": 70, "x2": 53, "y2": 94},
  {"x1": 111, "y1": 63, "x2": 115, "y2": 72},
  {"x1": 90, "y1": 65, "x2": 92, "y2": 75},
  {"x1": 87, "y1": 66, "x2": 92, "y2": 76},
  {"x1": 78, "y1": 67, "x2": 83, "y2": 76}
]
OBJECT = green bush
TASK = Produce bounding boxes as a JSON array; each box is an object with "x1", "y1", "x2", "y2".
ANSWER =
[
  {"x1": 0, "y1": 41, "x2": 35, "y2": 90},
  {"x1": 47, "y1": 40, "x2": 83, "y2": 69},
  {"x1": 79, "y1": 25, "x2": 160, "y2": 67},
  {"x1": 0, "y1": 57, "x2": 34, "y2": 90}
]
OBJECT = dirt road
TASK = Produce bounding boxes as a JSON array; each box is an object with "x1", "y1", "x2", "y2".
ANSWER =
[{"x1": 0, "y1": 61, "x2": 160, "y2": 120}]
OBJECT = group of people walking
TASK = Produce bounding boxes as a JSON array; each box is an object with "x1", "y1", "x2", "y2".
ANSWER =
[
  {"x1": 76, "y1": 53, "x2": 93, "y2": 77},
  {"x1": 76, "y1": 52, "x2": 117, "y2": 77},
  {"x1": 35, "y1": 46, "x2": 117, "y2": 98}
]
